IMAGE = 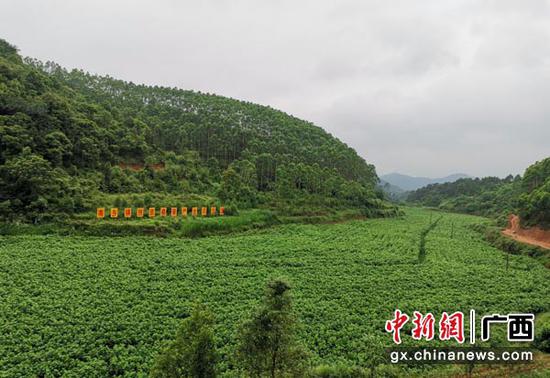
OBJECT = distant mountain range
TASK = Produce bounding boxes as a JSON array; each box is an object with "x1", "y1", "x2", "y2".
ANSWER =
[{"x1": 380, "y1": 173, "x2": 470, "y2": 192}]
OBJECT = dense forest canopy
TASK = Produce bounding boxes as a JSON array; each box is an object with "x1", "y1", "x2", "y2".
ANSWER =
[
  {"x1": 407, "y1": 158, "x2": 550, "y2": 228},
  {"x1": 0, "y1": 38, "x2": 390, "y2": 222}
]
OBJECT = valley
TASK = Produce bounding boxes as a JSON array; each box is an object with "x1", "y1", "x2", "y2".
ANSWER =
[{"x1": 1, "y1": 208, "x2": 548, "y2": 376}]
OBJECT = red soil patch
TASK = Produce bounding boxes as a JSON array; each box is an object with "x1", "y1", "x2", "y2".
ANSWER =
[
  {"x1": 502, "y1": 214, "x2": 550, "y2": 250},
  {"x1": 118, "y1": 162, "x2": 165, "y2": 171}
]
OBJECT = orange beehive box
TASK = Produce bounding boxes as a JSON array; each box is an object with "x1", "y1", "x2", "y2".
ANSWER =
[
  {"x1": 210, "y1": 206, "x2": 216, "y2": 216},
  {"x1": 201, "y1": 207, "x2": 207, "y2": 217},
  {"x1": 97, "y1": 208, "x2": 105, "y2": 218},
  {"x1": 171, "y1": 207, "x2": 178, "y2": 217},
  {"x1": 192, "y1": 207, "x2": 198, "y2": 217},
  {"x1": 181, "y1": 207, "x2": 188, "y2": 217},
  {"x1": 160, "y1": 207, "x2": 167, "y2": 217},
  {"x1": 124, "y1": 208, "x2": 132, "y2": 218},
  {"x1": 136, "y1": 208, "x2": 144, "y2": 218},
  {"x1": 220, "y1": 206, "x2": 225, "y2": 216},
  {"x1": 110, "y1": 208, "x2": 119, "y2": 218},
  {"x1": 149, "y1": 208, "x2": 156, "y2": 218}
]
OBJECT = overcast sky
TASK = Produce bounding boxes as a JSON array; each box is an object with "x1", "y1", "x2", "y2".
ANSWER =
[{"x1": 1, "y1": 0, "x2": 549, "y2": 177}]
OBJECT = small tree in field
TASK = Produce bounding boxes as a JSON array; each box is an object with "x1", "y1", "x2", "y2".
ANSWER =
[
  {"x1": 236, "y1": 279, "x2": 308, "y2": 378},
  {"x1": 151, "y1": 304, "x2": 217, "y2": 378}
]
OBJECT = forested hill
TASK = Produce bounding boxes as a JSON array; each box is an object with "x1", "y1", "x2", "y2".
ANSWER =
[
  {"x1": 33, "y1": 59, "x2": 375, "y2": 185},
  {"x1": 407, "y1": 157, "x2": 550, "y2": 228},
  {"x1": 0, "y1": 38, "x2": 390, "y2": 222}
]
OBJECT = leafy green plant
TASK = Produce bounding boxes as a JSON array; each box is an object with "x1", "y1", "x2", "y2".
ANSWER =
[
  {"x1": 1, "y1": 208, "x2": 549, "y2": 376},
  {"x1": 151, "y1": 304, "x2": 217, "y2": 378},
  {"x1": 236, "y1": 279, "x2": 308, "y2": 377}
]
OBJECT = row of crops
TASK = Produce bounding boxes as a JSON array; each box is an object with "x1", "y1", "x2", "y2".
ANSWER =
[{"x1": 0, "y1": 208, "x2": 548, "y2": 376}]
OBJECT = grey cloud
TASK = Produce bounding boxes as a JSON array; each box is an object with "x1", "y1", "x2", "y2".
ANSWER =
[{"x1": 0, "y1": 0, "x2": 549, "y2": 177}]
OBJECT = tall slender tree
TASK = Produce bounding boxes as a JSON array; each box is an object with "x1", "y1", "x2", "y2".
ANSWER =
[{"x1": 236, "y1": 279, "x2": 308, "y2": 378}]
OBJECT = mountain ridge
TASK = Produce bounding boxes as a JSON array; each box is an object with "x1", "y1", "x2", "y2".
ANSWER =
[{"x1": 380, "y1": 172, "x2": 470, "y2": 191}]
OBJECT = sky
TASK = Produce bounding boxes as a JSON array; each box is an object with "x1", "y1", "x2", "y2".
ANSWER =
[{"x1": 1, "y1": 0, "x2": 549, "y2": 178}]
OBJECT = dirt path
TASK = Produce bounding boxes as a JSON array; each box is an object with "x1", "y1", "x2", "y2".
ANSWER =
[
  {"x1": 502, "y1": 214, "x2": 550, "y2": 250},
  {"x1": 502, "y1": 229, "x2": 550, "y2": 249}
]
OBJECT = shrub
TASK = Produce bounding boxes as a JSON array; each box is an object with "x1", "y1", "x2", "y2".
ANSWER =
[
  {"x1": 534, "y1": 325, "x2": 550, "y2": 352},
  {"x1": 150, "y1": 304, "x2": 217, "y2": 378}
]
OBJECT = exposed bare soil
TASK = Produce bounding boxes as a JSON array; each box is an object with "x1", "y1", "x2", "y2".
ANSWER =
[{"x1": 502, "y1": 214, "x2": 550, "y2": 250}]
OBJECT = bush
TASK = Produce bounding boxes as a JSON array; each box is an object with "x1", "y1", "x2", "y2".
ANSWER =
[
  {"x1": 533, "y1": 325, "x2": 550, "y2": 352},
  {"x1": 150, "y1": 304, "x2": 217, "y2": 378},
  {"x1": 470, "y1": 223, "x2": 550, "y2": 268},
  {"x1": 0, "y1": 148, "x2": 82, "y2": 222}
]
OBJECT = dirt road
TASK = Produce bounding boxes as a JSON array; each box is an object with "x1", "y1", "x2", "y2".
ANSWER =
[{"x1": 502, "y1": 214, "x2": 550, "y2": 250}]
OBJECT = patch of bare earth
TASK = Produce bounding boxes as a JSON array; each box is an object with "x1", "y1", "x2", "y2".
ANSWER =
[{"x1": 502, "y1": 214, "x2": 550, "y2": 250}]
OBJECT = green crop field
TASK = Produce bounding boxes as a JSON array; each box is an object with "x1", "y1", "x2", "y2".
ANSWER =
[{"x1": 1, "y1": 208, "x2": 549, "y2": 377}]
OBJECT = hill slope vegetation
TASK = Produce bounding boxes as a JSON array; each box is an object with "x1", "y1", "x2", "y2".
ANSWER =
[
  {"x1": 407, "y1": 157, "x2": 550, "y2": 228},
  {"x1": 380, "y1": 172, "x2": 469, "y2": 191},
  {"x1": 0, "y1": 39, "x2": 392, "y2": 222}
]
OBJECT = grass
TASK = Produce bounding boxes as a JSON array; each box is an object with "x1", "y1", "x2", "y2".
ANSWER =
[
  {"x1": 0, "y1": 208, "x2": 381, "y2": 238},
  {"x1": 471, "y1": 222, "x2": 550, "y2": 268}
]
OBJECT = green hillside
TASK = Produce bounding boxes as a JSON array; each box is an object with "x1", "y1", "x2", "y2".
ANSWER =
[
  {"x1": 407, "y1": 157, "x2": 550, "y2": 228},
  {"x1": 0, "y1": 39, "x2": 392, "y2": 222}
]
